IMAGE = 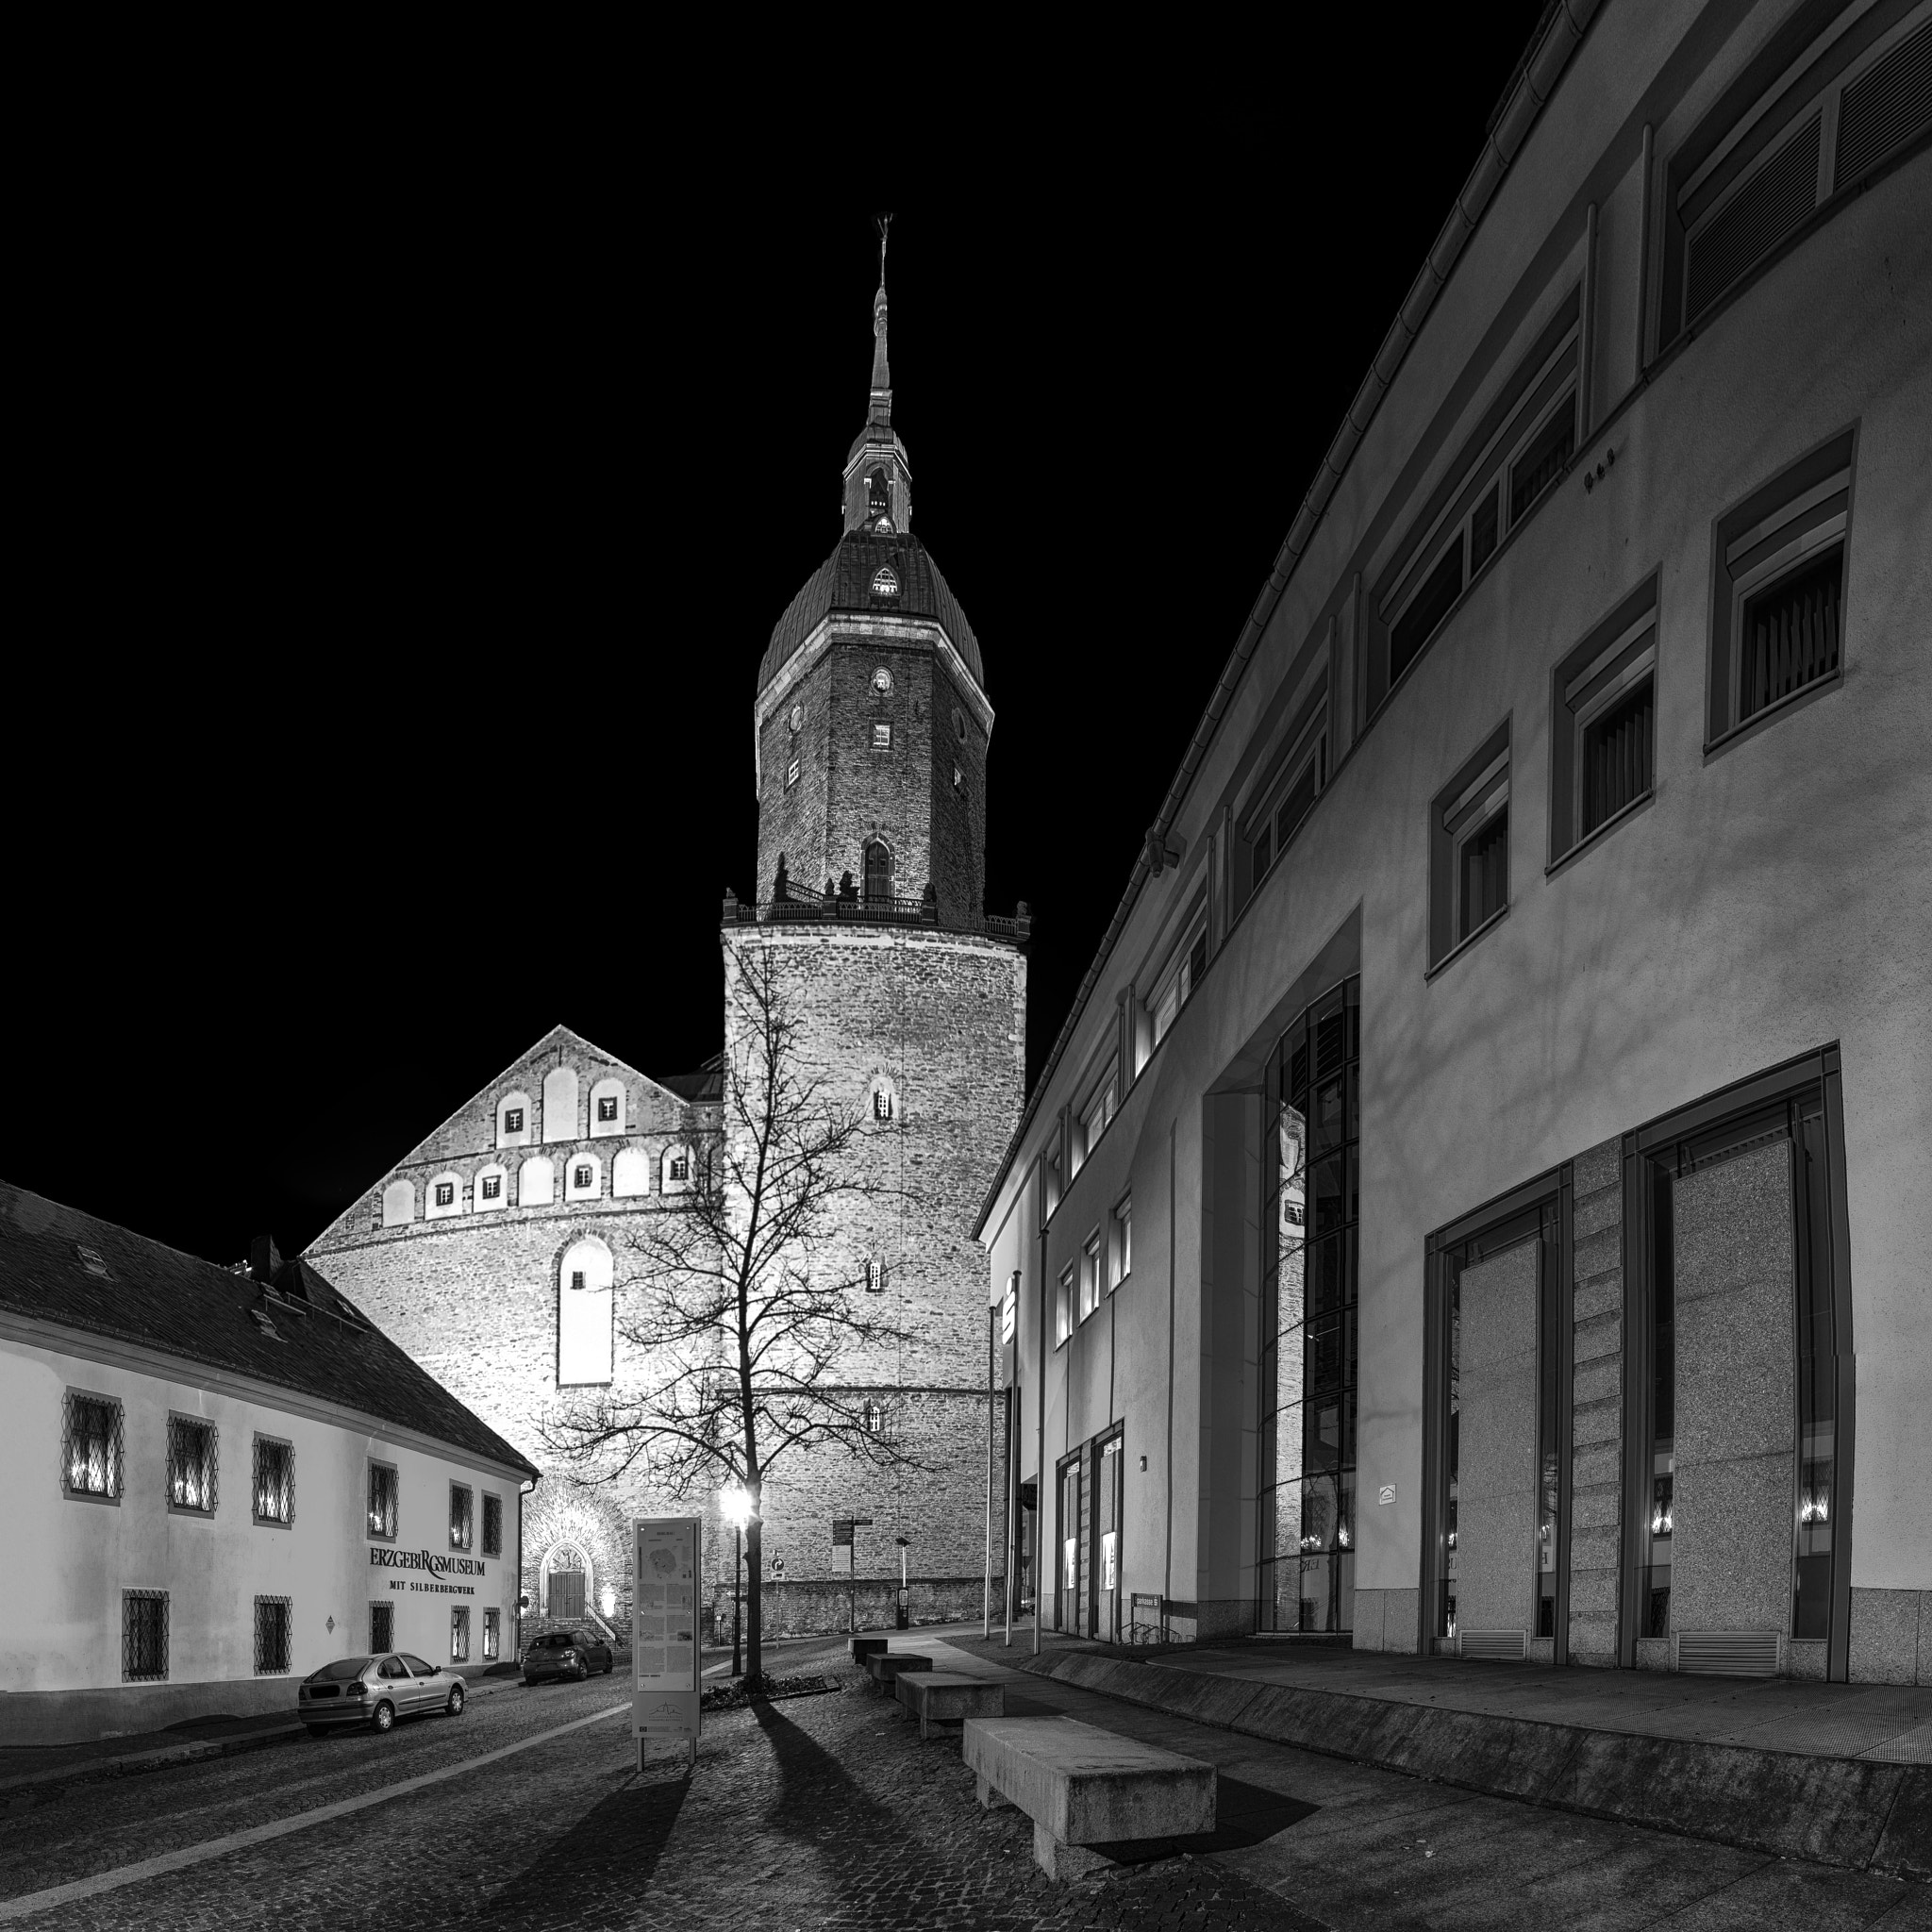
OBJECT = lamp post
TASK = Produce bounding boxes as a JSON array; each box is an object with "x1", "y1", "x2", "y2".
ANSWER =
[{"x1": 720, "y1": 1483, "x2": 752, "y2": 1678}]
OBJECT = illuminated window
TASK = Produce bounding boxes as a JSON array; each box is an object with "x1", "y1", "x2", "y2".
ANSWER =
[
  {"x1": 483, "y1": 1492, "x2": 503, "y2": 1557},
  {"x1": 480, "y1": 1171, "x2": 503, "y2": 1203},
  {"x1": 1111, "y1": 1196, "x2": 1132, "y2": 1291},
  {"x1": 253, "y1": 1436, "x2": 293, "y2": 1526},
  {"x1": 436, "y1": 1181, "x2": 455, "y2": 1208},
  {"x1": 450, "y1": 1483, "x2": 474, "y2": 1553},
  {"x1": 167, "y1": 1416, "x2": 217, "y2": 1513},
  {"x1": 873, "y1": 723, "x2": 891, "y2": 750},
  {"x1": 451, "y1": 1606, "x2": 471, "y2": 1663},
  {"x1": 483, "y1": 1607, "x2": 500, "y2": 1661},
  {"x1": 866, "y1": 1258, "x2": 885, "y2": 1292},
  {"x1": 63, "y1": 1391, "x2": 123, "y2": 1502},
  {"x1": 368, "y1": 1461, "x2": 399, "y2": 1541},
  {"x1": 1079, "y1": 1232, "x2": 1102, "y2": 1323}
]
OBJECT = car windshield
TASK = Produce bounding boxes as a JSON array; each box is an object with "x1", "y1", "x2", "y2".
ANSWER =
[{"x1": 307, "y1": 1657, "x2": 373, "y2": 1683}]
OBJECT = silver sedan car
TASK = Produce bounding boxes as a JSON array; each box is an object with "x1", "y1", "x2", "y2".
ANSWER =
[{"x1": 299, "y1": 1652, "x2": 466, "y2": 1734}]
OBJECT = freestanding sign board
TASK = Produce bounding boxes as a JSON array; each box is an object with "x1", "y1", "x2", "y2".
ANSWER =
[{"x1": 633, "y1": 1516, "x2": 702, "y2": 1769}]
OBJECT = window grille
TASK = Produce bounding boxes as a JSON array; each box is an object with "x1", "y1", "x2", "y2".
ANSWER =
[
  {"x1": 451, "y1": 1606, "x2": 471, "y2": 1663},
  {"x1": 483, "y1": 1492, "x2": 503, "y2": 1557},
  {"x1": 369, "y1": 1461, "x2": 398, "y2": 1540},
  {"x1": 167, "y1": 1416, "x2": 217, "y2": 1512},
  {"x1": 254, "y1": 1595, "x2": 291, "y2": 1674},
  {"x1": 1740, "y1": 550, "x2": 1842, "y2": 724},
  {"x1": 62, "y1": 1391, "x2": 123, "y2": 1501},
  {"x1": 450, "y1": 1484, "x2": 474, "y2": 1553},
  {"x1": 253, "y1": 1436, "x2": 293, "y2": 1525},
  {"x1": 873, "y1": 1088, "x2": 893, "y2": 1121},
  {"x1": 370, "y1": 1602, "x2": 393, "y2": 1653},
  {"x1": 123, "y1": 1590, "x2": 168, "y2": 1681},
  {"x1": 483, "y1": 1607, "x2": 500, "y2": 1661}
]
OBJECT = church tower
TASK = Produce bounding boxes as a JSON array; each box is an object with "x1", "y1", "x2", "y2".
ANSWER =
[{"x1": 723, "y1": 230, "x2": 1027, "y2": 1620}]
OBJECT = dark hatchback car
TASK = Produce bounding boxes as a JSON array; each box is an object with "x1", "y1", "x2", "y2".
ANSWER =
[
  {"x1": 299, "y1": 1653, "x2": 466, "y2": 1733},
  {"x1": 522, "y1": 1629, "x2": 614, "y2": 1683}
]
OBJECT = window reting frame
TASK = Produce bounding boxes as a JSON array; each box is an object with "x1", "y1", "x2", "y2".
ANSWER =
[
  {"x1": 165, "y1": 1412, "x2": 218, "y2": 1515},
  {"x1": 483, "y1": 1491, "x2": 503, "y2": 1558},
  {"x1": 1055, "y1": 1262, "x2": 1074, "y2": 1348},
  {"x1": 1428, "y1": 721, "x2": 1511, "y2": 972},
  {"x1": 368, "y1": 1458, "x2": 399, "y2": 1541},
  {"x1": 1148, "y1": 892, "x2": 1209, "y2": 1050},
  {"x1": 1242, "y1": 678, "x2": 1331, "y2": 899},
  {"x1": 253, "y1": 1434, "x2": 294, "y2": 1526},
  {"x1": 1550, "y1": 575, "x2": 1660, "y2": 868},
  {"x1": 1110, "y1": 1193, "x2": 1133, "y2": 1291},
  {"x1": 1079, "y1": 1229, "x2": 1102, "y2": 1324},
  {"x1": 1706, "y1": 425, "x2": 1856, "y2": 751},
  {"x1": 450, "y1": 1481, "x2": 475, "y2": 1554},
  {"x1": 254, "y1": 1594, "x2": 293, "y2": 1674},
  {"x1": 62, "y1": 1389, "x2": 125, "y2": 1504},
  {"x1": 123, "y1": 1589, "x2": 169, "y2": 1682}
]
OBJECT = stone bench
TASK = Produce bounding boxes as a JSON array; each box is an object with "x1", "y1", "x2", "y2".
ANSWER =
[
  {"x1": 850, "y1": 1636, "x2": 889, "y2": 1662},
  {"x1": 893, "y1": 1670, "x2": 1006, "y2": 1739},
  {"x1": 962, "y1": 1715, "x2": 1216, "y2": 1880},
  {"x1": 862, "y1": 1652, "x2": 933, "y2": 1692}
]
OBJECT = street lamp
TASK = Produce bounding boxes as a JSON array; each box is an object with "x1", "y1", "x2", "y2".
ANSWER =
[{"x1": 720, "y1": 1482, "x2": 753, "y2": 1678}]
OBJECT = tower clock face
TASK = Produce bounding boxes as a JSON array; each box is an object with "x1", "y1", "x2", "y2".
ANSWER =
[
  {"x1": 872, "y1": 667, "x2": 892, "y2": 695},
  {"x1": 790, "y1": 705, "x2": 804, "y2": 734}
]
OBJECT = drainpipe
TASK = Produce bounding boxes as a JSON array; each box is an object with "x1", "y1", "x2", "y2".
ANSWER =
[
  {"x1": 1035, "y1": 1171, "x2": 1048, "y2": 1657},
  {"x1": 516, "y1": 1474, "x2": 538, "y2": 1659}
]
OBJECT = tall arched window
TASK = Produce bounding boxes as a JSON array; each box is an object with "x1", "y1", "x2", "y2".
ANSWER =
[
  {"x1": 558, "y1": 1238, "x2": 614, "y2": 1386},
  {"x1": 520, "y1": 1156, "x2": 556, "y2": 1208},
  {"x1": 381, "y1": 1180, "x2": 416, "y2": 1228},
  {"x1": 589, "y1": 1078, "x2": 625, "y2": 1139},
  {"x1": 661, "y1": 1144, "x2": 693, "y2": 1194},
  {"x1": 863, "y1": 841, "x2": 892, "y2": 904},
  {"x1": 541, "y1": 1541, "x2": 591, "y2": 1620},
  {"x1": 542, "y1": 1066, "x2": 579, "y2": 1143},
  {"x1": 475, "y1": 1162, "x2": 508, "y2": 1211},
  {"x1": 566, "y1": 1154, "x2": 603, "y2": 1202}
]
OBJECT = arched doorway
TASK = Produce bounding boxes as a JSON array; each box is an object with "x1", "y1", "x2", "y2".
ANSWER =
[
  {"x1": 863, "y1": 841, "x2": 892, "y2": 904},
  {"x1": 542, "y1": 1542, "x2": 591, "y2": 1620}
]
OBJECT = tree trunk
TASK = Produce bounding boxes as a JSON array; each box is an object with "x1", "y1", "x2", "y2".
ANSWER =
[{"x1": 745, "y1": 1510, "x2": 764, "y2": 1682}]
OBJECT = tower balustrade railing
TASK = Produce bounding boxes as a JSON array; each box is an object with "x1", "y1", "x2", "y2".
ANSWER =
[{"x1": 721, "y1": 891, "x2": 1030, "y2": 945}]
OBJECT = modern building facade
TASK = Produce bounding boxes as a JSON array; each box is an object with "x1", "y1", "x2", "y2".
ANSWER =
[
  {"x1": 1, "y1": 1184, "x2": 537, "y2": 1744},
  {"x1": 979, "y1": 0, "x2": 1931, "y2": 1683}
]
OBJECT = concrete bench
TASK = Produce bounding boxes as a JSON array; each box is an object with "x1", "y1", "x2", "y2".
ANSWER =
[
  {"x1": 893, "y1": 1670, "x2": 1006, "y2": 1739},
  {"x1": 862, "y1": 1652, "x2": 933, "y2": 1692},
  {"x1": 850, "y1": 1636, "x2": 889, "y2": 1662},
  {"x1": 962, "y1": 1715, "x2": 1216, "y2": 1880}
]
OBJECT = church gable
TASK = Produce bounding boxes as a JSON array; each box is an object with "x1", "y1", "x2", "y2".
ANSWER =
[{"x1": 306, "y1": 1024, "x2": 707, "y2": 1252}]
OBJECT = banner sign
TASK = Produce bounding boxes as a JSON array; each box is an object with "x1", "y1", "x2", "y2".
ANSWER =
[{"x1": 634, "y1": 1517, "x2": 701, "y2": 1756}]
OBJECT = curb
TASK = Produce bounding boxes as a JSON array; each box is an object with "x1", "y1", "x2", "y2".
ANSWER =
[
  {"x1": 0, "y1": 1670, "x2": 528, "y2": 1800},
  {"x1": 1019, "y1": 1651, "x2": 1932, "y2": 1881}
]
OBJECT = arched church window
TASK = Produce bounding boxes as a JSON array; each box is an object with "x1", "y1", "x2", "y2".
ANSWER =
[
  {"x1": 381, "y1": 1180, "x2": 415, "y2": 1228},
  {"x1": 542, "y1": 1542, "x2": 591, "y2": 1620},
  {"x1": 542, "y1": 1066, "x2": 579, "y2": 1143},
  {"x1": 589, "y1": 1078, "x2": 625, "y2": 1138},
  {"x1": 557, "y1": 1238, "x2": 614, "y2": 1386},
  {"x1": 863, "y1": 841, "x2": 892, "y2": 904},
  {"x1": 871, "y1": 564, "x2": 900, "y2": 597}
]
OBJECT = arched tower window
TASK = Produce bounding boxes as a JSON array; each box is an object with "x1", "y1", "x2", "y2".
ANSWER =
[
  {"x1": 381, "y1": 1180, "x2": 416, "y2": 1228},
  {"x1": 863, "y1": 841, "x2": 892, "y2": 904},
  {"x1": 542, "y1": 1066, "x2": 579, "y2": 1143},
  {"x1": 558, "y1": 1238, "x2": 614, "y2": 1386},
  {"x1": 589, "y1": 1078, "x2": 625, "y2": 1139}
]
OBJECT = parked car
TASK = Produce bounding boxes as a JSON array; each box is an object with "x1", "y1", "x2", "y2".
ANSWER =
[
  {"x1": 299, "y1": 1653, "x2": 466, "y2": 1734},
  {"x1": 522, "y1": 1629, "x2": 614, "y2": 1683}
]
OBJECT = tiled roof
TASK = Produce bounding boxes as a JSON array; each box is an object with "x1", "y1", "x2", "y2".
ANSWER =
[
  {"x1": 658, "y1": 1053, "x2": 724, "y2": 1104},
  {"x1": 757, "y1": 529, "x2": 985, "y2": 697},
  {"x1": 0, "y1": 1183, "x2": 540, "y2": 1479}
]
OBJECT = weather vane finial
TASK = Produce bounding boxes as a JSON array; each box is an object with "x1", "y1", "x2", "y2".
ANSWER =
[{"x1": 876, "y1": 211, "x2": 893, "y2": 290}]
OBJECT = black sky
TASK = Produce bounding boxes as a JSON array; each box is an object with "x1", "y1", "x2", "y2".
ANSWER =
[{"x1": 11, "y1": 15, "x2": 1548, "y2": 1264}]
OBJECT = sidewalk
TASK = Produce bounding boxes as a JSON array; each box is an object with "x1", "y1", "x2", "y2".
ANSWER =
[
  {"x1": 0, "y1": 1663, "x2": 529, "y2": 1797},
  {"x1": 908, "y1": 1624, "x2": 1932, "y2": 1875}
]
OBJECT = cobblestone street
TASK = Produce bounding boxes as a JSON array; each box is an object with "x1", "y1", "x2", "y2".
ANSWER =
[{"x1": 1, "y1": 1633, "x2": 1924, "y2": 1930}]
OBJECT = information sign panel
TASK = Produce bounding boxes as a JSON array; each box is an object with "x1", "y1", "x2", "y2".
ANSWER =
[{"x1": 633, "y1": 1516, "x2": 701, "y2": 1763}]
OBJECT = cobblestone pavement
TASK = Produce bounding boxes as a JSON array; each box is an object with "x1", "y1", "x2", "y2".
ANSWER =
[{"x1": 1, "y1": 1633, "x2": 1924, "y2": 1930}]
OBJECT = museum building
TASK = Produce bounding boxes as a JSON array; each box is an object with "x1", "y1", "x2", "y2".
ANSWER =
[
  {"x1": 0, "y1": 1183, "x2": 539, "y2": 1743},
  {"x1": 978, "y1": 0, "x2": 1931, "y2": 1683}
]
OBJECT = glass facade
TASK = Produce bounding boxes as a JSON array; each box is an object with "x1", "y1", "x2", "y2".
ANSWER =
[{"x1": 1258, "y1": 976, "x2": 1359, "y2": 1633}]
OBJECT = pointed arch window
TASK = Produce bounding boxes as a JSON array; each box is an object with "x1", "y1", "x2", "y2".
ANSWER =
[{"x1": 863, "y1": 841, "x2": 892, "y2": 904}]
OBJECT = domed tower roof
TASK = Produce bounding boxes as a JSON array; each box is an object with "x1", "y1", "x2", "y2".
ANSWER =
[{"x1": 757, "y1": 527, "x2": 984, "y2": 696}]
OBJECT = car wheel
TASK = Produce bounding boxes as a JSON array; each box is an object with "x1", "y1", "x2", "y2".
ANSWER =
[
  {"x1": 522, "y1": 1676, "x2": 536, "y2": 1687},
  {"x1": 603, "y1": 1659, "x2": 614, "y2": 1675},
  {"x1": 445, "y1": 1684, "x2": 465, "y2": 1717},
  {"x1": 577, "y1": 1662, "x2": 591, "y2": 1682},
  {"x1": 370, "y1": 1700, "x2": 395, "y2": 1734}
]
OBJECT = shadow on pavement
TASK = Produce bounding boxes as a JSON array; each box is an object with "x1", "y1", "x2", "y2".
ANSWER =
[
  {"x1": 1090, "y1": 1775, "x2": 1320, "y2": 1866},
  {"x1": 475, "y1": 1768, "x2": 691, "y2": 1927}
]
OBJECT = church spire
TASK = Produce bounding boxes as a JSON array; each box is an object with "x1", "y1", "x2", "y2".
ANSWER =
[{"x1": 844, "y1": 214, "x2": 912, "y2": 535}]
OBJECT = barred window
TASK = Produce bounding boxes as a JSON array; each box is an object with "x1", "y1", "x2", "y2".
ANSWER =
[
  {"x1": 167, "y1": 1416, "x2": 218, "y2": 1513},
  {"x1": 369, "y1": 1602, "x2": 393, "y2": 1653},
  {"x1": 253, "y1": 1436, "x2": 293, "y2": 1525},
  {"x1": 451, "y1": 1605, "x2": 471, "y2": 1663},
  {"x1": 255, "y1": 1595, "x2": 291, "y2": 1674},
  {"x1": 450, "y1": 1483, "x2": 474, "y2": 1553},
  {"x1": 123, "y1": 1590, "x2": 168, "y2": 1681},
  {"x1": 482, "y1": 1492, "x2": 503, "y2": 1557},
  {"x1": 63, "y1": 1391, "x2": 123, "y2": 1501},
  {"x1": 368, "y1": 1461, "x2": 398, "y2": 1541},
  {"x1": 483, "y1": 1607, "x2": 500, "y2": 1661}
]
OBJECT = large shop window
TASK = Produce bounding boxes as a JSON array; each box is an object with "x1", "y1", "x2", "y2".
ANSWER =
[
  {"x1": 1423, "y1": 1184, "x2": 1572, "y2": 1661},
  {"x1": 1258, "y1": 976, "x2": 1360, "y2": 1634},
  {"x1": 1622, "y1": 1050, "x2": 1855, "y2": 1678}
]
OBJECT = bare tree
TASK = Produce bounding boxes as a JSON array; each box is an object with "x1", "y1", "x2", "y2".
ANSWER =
[{"x1": 542, "y1": 938, "x2": 919, "y2": 1683}]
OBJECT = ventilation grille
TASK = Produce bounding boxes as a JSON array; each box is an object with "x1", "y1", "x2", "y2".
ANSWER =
[
  {"x1": 1460, "y1": 1628, "x2": 1527, "y2": 1661},
  {"x1": 1836, "y1": 20, "x2": 1932, "y2": 189},
  {"x1": 1686, "y1": 115, "x2": 1821, "y2": 324},
  {"x1": 1677, "y1": 1629, "x2": 1780, "y2": 1677}
]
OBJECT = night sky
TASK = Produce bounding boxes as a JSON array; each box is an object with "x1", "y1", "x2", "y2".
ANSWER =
[{"x1": 12, "y1": 14, "x2": 1546, "y2": 1265}]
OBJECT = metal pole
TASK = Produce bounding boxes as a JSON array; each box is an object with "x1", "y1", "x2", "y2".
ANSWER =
[
  {"x1": 730, "y1": 1524, "x2": 741, "y2": 1677},
  {"x1": 984, "y1": 1301, "x2": 994, "y2": 1640}
]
